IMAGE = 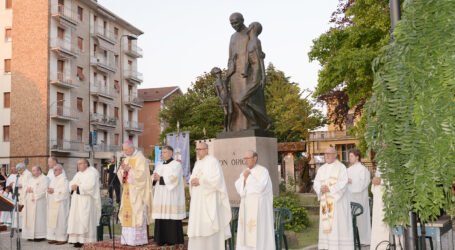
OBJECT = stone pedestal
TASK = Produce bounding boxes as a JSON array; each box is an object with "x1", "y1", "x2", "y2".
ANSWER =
[{"x1": 202, "y1": 136, "x2": 279, "y2": 206}]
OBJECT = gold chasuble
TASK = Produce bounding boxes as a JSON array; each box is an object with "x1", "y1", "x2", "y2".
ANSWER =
[
  {"x1": 118, "y1": 150, "x2": 153, "y2": 228},
  {"x1": 320, "y1": 162, "x2": 341, "y2": 233}
]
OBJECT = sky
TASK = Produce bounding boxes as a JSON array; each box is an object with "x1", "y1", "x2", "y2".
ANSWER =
[{"x1": 98, "y1": 0, "x2": 340, "y2": 93}]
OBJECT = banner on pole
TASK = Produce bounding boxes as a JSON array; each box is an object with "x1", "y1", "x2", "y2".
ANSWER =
[
  {"x1": 155, "y1": 146, "x2": 162, "y2": 165},
  {"x1": 166, "y1": 131, "x2": 190, "y2": 182}
]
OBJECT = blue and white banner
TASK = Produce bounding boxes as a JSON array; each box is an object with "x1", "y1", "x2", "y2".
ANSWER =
[
  {"x1": 155, "y1": 146, "x2": 162, "y2": 165},
  {"x1": 166, "y1": 131, "x2": 190, "y2": 182}
]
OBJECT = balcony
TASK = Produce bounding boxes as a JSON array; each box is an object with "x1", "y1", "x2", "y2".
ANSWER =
[
  {"x1": 124, "y1": 120, "x2": 144, "y2": 134},
  {"x1": 51, "y1": 4, "x2": 79, "y2": 27},
  {"x1": 124, "y1": 70, "x2": 143, "y2": 84},
  {"x1": 308, "y1": 130, "x2": 355, "y2": 142},
  {"x1": 50, "y1": 72, "x2": 78, "y2": 89},
  {"x1": 50, "y1": 139, "x2": 82, "y2": 153},
  {"x1": 92, "y1": 24, "x2": 117, "y2": 45},
  {"x1": 90, "y1": 56, "x2": 117, "y2": 74},
  {"x1": 124, "y1": 94, "x2": 144, "y2": 109},
  {"x1": 93, "y1": 143, "x2": 120, "y2": 152},
  {"x1": 50, "y1": 38, "x2": 79, "y2": 59},
  {"x1": 90, "y1": 113, "x2": 117, "y2": 129},
  {"x1": 124, "y1": 45, "x2": 143, "y2": 58},
  {"x1": 90, "y1": 81, "x2": 117, "y2": 100},
  {"x1": 50, "y1": 105, "x2": 80, "y2": 121}
]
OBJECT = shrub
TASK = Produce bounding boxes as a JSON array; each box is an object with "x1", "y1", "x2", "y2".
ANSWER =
[{"x1": 274, "y1": 196, "x2": 311, "y2": 232}]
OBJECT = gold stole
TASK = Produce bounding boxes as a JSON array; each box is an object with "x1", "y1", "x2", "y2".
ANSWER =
[
  {"x1": 120, "y1": 157, "x2": 136, "y2": 227},
  {"x1": 320, "y1": 162, "x2": 341, "y2": 233},
  {"x1": 48, "y1": 177, "x2": 64, "y2": 228},
  {"x1": 238, "y1": 167, "x2": 264, "y2": 248}
]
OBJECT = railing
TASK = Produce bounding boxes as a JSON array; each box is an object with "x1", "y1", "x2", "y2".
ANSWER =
[
  {"x1": 94, "y1": 24, "x2": 117, "y2": 43},
  {"x1": 50, "y1": 38, "x2": 78, "y2": 55},
  {"x1": 124, "y1": 70, "x2": 143, "y2": 82},
  {"x1": 50, "y1": 72, "x2": 75, "y2": 86},
  {"x1": 90, "y1": 56, "x2": 117, "y2": 72},
  {"x1": 90, "y1": 81, "x2": 117, "y2": 98},
  {"x1": 90, "y1": 112, "x2": 117, "y2": 126},
  {"x1": 124, "y1": 120, "x2": 144, "y2": 131},
  {"x1": 51, "y1": 4, "x2": 79, "y2": 24},
  {"x1": 50, "y1": 105, "x2": 80, "y2": 120},
  {"x1": 308, "y1": 130, "x2": 353, "y2": 140},
  {"x1": 94, "y1": 143, "x2": 120, "y2": 152},
  {"x1": 125, "y1": 45, "x2": 143, "y2": 57},
  {"x1": 124, "y1": 94, "x2": 144, "y2": 106},
  {"x1": 49, "y1": 139, "x2": 82, "y2": 152}
]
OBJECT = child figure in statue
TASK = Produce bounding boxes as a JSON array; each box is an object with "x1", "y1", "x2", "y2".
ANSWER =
[{"x1": 211, "y1": 67, "x2": 233, "y2": 132}]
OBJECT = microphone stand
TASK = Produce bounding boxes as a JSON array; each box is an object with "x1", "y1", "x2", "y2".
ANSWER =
[
  {"x1": 10, "y1": 174, "x2": 21, "y2": 250},
  {"x1": 106, "y1": 154, "x2": 123, "y2": 250}
]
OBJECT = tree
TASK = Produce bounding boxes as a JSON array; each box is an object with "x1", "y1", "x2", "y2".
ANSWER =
[
  {"x1": 265, "y1": 64, "x2": 326, "y2": 142},
  {"x1": 365, "y1": 0, "x2": 455, "y2": 225},
  {"x1": 308, "y1": 0, "x2": 393, "y2": 152}
]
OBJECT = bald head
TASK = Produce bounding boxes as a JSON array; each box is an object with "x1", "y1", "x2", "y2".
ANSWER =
[
  {"x1": 229, "y1": 12, "x2": 246, "y2": 32},
  {"x1": 196, "y1": 142, "x2": 209, "y2": 160},
  {"x1": 123, "y1": 142, "x2": 135, "y2": 156},
  {"x1": 324, "y1": 147, "x2": 337, "y2": 164},
  {"x1": 244, "y1": 150, "x2": 258, "y2": 169}
]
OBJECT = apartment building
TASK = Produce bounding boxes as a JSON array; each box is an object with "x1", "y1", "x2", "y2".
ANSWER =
[{"x1": 2, "y1": 0, "x2": 144, "y2": 178}]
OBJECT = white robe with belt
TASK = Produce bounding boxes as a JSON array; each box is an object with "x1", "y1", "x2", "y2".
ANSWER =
[
  {"x1": 234, "y1": 165, "x2": 275, "y2": 250},
  {"x1": 347, "y1": 162, "x2": 371, "y2": 245},
  {"x1": 314, "y1": 160, "x2": 354, "y2": 250},
  {"x1": 47, "y1": 173, "x2": 70, "y2": 241},
  {"x1": 188, "y1": 155, "x2": 232, "y2": 250},
  {"x1": 22, "y1": 174, "x2": 48, "y2": 239},
  {"x1": 67, "y1": 166, "x2": 101, "y2": 244}
]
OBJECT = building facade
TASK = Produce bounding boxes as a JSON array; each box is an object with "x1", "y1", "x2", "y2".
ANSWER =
[
  {"x1": 137, "y1": 86, "x2": 182, "y2": 157},
  {"x1": 2, "y1": 0, "x2": 143, "y2": 179}
]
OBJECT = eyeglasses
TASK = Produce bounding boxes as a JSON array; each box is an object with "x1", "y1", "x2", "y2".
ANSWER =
[
  {"x1": 195, "y1": 148, "x2": 207, "y2": 151},
  {"x1": 243, "y1": 156, "x2": 254, "y2": 160},
  {"x1": 324, "y1": 153, "x2": 337, "y2": 155}
]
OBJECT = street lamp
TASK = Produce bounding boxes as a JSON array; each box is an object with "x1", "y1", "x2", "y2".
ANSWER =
[{"x1": 119, "y1": 34, "x2": 137, "y2": 147}]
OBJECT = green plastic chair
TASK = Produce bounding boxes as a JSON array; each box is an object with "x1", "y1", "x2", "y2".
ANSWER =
[
  {"x1": 350, "y1": 202, "x2": 363, "y2": 250},
  {"x1": 274, "y1": 208, "x2": 292, "y2": 250},
  {"x1": 96, "y1": 204, "x2": 115, "y2": 241},
  {"x1": 225, "y1": 207, "x2": 239, "y2": 250}
]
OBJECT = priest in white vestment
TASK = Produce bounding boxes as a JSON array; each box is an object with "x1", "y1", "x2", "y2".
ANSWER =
[
  {"x1": 152, "y1": 145, "x2": 186, "y2": 246},
  {"x1": 118, "y1": 141, "x2": 154, "y2": 246},
  {"x1": 6, "y1": 164, "x2": 17, "y2": 188},
  {"x1": 22, "y1": 166, "x2": 48, "y2": 240},
  {"x1": 234, "y1": 150, "x2": 275, "y2": 250},
  {"x1": 370, "y1": 166, "x2": 390, "y2": 250},
  {"x1": 347, "y1": 149, "x2": 371, "y2": 246},
  {"x1": 46, "y1": 164, "x2": 69, "y2": 244},
  {"x1": 188, "y1": 142, "x2": 231, "y2": 250},
  {"x1": 16, "y1": 163, "x2": 32, "y2": 207},
  {"x1": 67, "y1": 159, "x2": 102, "y2": 248},
  {"x1": 314, "y1": 147, "x2": 354, "y2": 250},
  {"x1": 47, "y1": 156, "x2": 65, "y2": 182}
]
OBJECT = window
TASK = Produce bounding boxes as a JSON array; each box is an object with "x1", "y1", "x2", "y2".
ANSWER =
[
  {"x1": 77, "y1": 97, "x2": 83, "y2": 112},
  {"x1": 94, "y1": 15, "x2": 97, "y2": 23},
  {"x1": 114, "y1": 27, "x2": 118, "y2": 37},
  {"x1": 93, "y1": 44, "x2": 97, "y2": 54},
  {"x1": 5, "y1": 28, "x2": 11, "y2": 42},
  {"x1": 114, "y1": 107, "x2": 119, "y2": 119},
  {"x1": 57, "y1": 27, "x2": 65, "y2": 40},
  {"x1": 5, "y1": 0, "x2": 12, "y2": 9},
  {"x1": 128, "y1": 135, "x2": 133, "y2": 141},
  {"x1": 77, "y1": 66, "x2": 85, "y2": 81},
  {"x1": 3, "y1": 126, "x2": 9, "y2": 141},
  {"x1": 4, "y1": 92, "x2": 10, "y2": 108},
  {"x1": 4, "y1": 59, "x2": 11, "y2": 73},
  {"x1": 77, "y1": 128, "x2": 83, "y2": 142},
  {"x1": 57, "y1": 60, "x2": 64, "y2": 79},
  {"x1": 114, "y1": 80, "x2": 119, "y2": 91},
  {"x1": 93, "y1": 101, "x2": 98, "y2": 113},
  {"x1": 114, "y1": 55, "x2": 118, "y2": 66},
  {"x1": 114, "y1": 134, "x2": 119, "y2": 145},
  {"x1": 77, "y1": 37, "x2": 83, "y2": 51},
  {"x1": 77, "y1": 6, "x2": 83, "y2": 21}
]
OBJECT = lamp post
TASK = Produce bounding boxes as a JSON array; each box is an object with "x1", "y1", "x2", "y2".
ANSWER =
[{"x1": 119, "y1": 34, "x2": 137, "y2": 146}]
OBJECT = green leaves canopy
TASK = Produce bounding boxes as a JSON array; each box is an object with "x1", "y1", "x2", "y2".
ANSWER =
[{"x1": 365, "y1": 0, "x2": 455, "y2": 225}]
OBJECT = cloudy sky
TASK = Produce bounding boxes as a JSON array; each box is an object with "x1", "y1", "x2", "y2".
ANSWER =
[{"x1": 98, "y1": 0, "x2": 340, "y2": 92}]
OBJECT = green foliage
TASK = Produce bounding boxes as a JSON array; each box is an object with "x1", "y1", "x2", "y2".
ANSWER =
[
  {"x1": 274, "y1": 196, "x2": 311, "y2": 232},
  {"x1": 265, "y1": 64, "x2": 327, "y2": 142},
  {"x1": 365, "y1": 0, "x2": 455, "y2": 225}
]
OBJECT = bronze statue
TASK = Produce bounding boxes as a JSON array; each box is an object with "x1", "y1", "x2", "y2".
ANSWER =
[{"x1": 214, "y1": 13, "x2": 272, "y2": 132}]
